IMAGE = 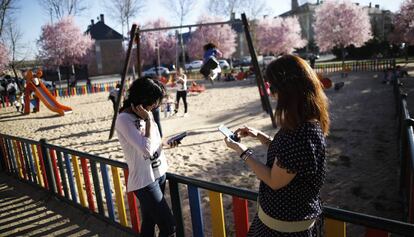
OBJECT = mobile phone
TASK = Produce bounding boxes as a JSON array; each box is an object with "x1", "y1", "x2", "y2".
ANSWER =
[
  {"x1": 218, "y1": 124, "x2": 240, "y2": 142},
  {"x1": 167, "y1": 132, "x2": 187, "y2": 144}
]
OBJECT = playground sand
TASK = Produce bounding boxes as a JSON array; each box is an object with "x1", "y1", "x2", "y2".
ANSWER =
[{"x1": 0, "y1": 72, "x2": 405, "y2": 236}]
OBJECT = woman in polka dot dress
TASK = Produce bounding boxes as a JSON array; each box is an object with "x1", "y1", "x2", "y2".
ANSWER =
[{"x1": 224, "y1": 55, "x2": 329, "y2": 236}]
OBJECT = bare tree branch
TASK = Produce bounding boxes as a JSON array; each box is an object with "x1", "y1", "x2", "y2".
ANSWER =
[
  {"x1": 207, "y1": 0, "x2": 269, "y2": 19},
  {"x1": 241, "y1": 0, "x2": 270, "y2": 20},
  {"x1": 0, "y1": 0, "x2": 17, "y2": 37},
  {"x1": 163, "y1": 0, "x2": 197, "y2": 25},
  {"x1": 104, "y1": 0, "x2": 145, "y2": 37},
  {"x1": 207, "y1": 0, "x2": 242, "y2": 19},
  {"x1": 38, "y1": 0, "x2": 86, "y2": 22},
  {"x1": 4, "y1": 19, "x2": 28, "y2": 80}
]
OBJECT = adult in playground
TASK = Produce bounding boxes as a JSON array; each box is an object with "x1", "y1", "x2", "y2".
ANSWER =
[
  {"x1": 174, "y1": 67, "x2": 188, "y2": 117},
  {"x1": 224, "y1": 55, "x2": 329, "y2": 236},
  {"x1": 115, "y1": 77, "x2": 178, "y2": 237}
]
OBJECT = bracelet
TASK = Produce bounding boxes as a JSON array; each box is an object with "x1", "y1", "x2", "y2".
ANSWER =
[{"x1": 240, "y1": 148, "x2": 253, "y2": 162}]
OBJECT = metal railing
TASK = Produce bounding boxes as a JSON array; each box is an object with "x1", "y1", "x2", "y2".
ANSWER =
[
  {"x1": 393, "y1": 75, "x2": 414, "y2": 225},
  {"x1": 0, "y1": 134, "x2": 413, "y2": 236}
]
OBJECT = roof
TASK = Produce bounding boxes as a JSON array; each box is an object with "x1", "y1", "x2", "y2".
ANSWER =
[{"x1": 86, "y1": 21, "x2": 123, "y2": 41}]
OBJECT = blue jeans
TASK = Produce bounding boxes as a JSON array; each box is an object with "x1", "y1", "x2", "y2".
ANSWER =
[{"x1": 134, "y1": 175, "x2": 176, "y2": 237}]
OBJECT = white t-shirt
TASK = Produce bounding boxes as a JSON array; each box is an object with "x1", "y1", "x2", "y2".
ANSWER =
[
  {"x1": 115, "y1": 112, "x2": 168, "y2": 192},
  {"x1": 175, "y1": 74, "x2": 187, "y2": 91}
]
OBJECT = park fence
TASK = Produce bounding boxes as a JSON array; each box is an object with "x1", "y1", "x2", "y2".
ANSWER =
[
  {"x1": 0, "y1": 133, "x2": 413, "y2": 236},
  {"x1": 314, "y1": 59, "x2": 395, "y2": 74},
  {"x1": 0, "y1": 81, "x2": 121, "y2": 109},
  {"x1": 393, "y1": 75, "x2": 414, "y2": 225}
]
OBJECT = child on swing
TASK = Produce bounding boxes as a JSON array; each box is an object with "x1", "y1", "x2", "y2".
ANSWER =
[{"x1": 200, "y1": 43, "x2": 222, "y2": 85}]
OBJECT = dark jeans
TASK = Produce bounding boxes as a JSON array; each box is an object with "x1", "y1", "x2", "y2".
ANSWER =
[
  {"x1": 109, "y1": 96, "x2": 116, "y2": 111},
  {"x1": 175, "y1": 91, "x2": 187, "y2": 113},
  {"x1": 134, "y1": 175, "x2": 175, "y2": 237}
]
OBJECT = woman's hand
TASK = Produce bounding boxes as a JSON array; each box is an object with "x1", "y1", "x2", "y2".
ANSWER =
[
  {"x1": 224, "y1": 138, "x2": 247, "y2": 155},
  {"x1": 234, "y1": 126, "x2": 261, "y2": 139},
  {"x1": 163, "y1": 140, "x2": 180, "y2": 149},
  {"x1": 131, "y1": 103, "x2": 152, "y2": 121}
]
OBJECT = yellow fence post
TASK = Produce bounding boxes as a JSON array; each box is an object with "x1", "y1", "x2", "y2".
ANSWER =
[
  {"x1": 111, "y1": 166, "x2": 128, "y2": 227},
  {"x1": 209, "y1": 191, "x2": 226, "y2": 237},
  {"x1": 325, "y1": 218, "x2": 346, "y2": 237},
  {"x1": 31, "y1": 144, "x2": 44, "y2": 187},
  {"x1": 72, "y1": 155, "x2": 86, "y2": 207},
  {"x1": 12, "y1": 140, "x2": 23, "y2": 178}
]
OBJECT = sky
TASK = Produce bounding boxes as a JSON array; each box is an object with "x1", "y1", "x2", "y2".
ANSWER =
[{"x1": 12, "y1": 0, "x2": 406, "y2": 60}]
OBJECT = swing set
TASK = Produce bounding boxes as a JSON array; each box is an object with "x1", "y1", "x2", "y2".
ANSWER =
[{"x1": 109, "y1": 13, "x2": 275, "y2": 139}]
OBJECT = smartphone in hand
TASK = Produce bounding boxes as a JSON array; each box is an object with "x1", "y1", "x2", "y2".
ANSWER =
[
  {"x1": 218, "y1": 124, "x2": 240, "y2": 142},
  {"x1": 167, "y1": 132, "x2": 187, "y2": 145}
]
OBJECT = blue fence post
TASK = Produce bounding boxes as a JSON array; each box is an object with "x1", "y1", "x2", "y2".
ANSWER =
[
  {"x1": 188, "y1": 185, "x2": 204, "y2": 237},
  {"x1": 56, "y1": 151, "x2": 69, "y2": 199},
  {"x1": 25, "y1": 143, "x2": 37, "y2": 185},
  {"x1": 6, "y1": 139, "x2": 17, "y2": 175},
  {"x1": 64, "y1": 153, "x2": 78, "y2": 203},
  {"x1": 20, "y1": 142, "x2": 33, "y2": 182},
  {"x1": 101, "y1": 163, "x2": 115, "y2": 221}
]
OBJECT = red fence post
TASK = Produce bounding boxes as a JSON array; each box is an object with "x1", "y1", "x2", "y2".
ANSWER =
[
  {"x1": 232, "y1": 196, "x2": 249, "y2": 237},
  {"x1": 124, "y1": 168, "x2": 141, "y2": 233},
  {"x1": 80, "y1": 157, "x2": 96, "y2": 212},
  {"x1": 365, "y1": 228, "x2": 389, "y2": 237}
]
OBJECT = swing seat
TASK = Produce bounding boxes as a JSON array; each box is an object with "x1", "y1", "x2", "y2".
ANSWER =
[{"x1": 200, "y1": 57, "x2": 219, "y2": 77}]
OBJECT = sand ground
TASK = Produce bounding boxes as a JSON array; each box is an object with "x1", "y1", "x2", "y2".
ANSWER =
[{"x1": 0, "y1": 68, "x2": 411, "y2": 236}]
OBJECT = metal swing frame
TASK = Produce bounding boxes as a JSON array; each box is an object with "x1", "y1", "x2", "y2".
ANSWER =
[{"x1": 109, "y1": 13, "x2": 275, "y2": 139}]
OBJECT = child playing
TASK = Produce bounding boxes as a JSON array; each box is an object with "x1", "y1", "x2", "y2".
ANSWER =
[
  {"x1": 200, "y1": 43, "x2": 222, "y2": 85},
  {"x1": 163, "y1": 94, "x2": 175, "y2": 118}
]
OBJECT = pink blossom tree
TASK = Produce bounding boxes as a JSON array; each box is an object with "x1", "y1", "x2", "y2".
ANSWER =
[
  {"x1": 0, "y1": 43, "x2": 9, "y2": 72},
  {"x1": 389, "y1": 0, "x2": 414, "y2": 60},
  {"x1": 186, "y1": 15, "x2": 237, "y2": 60},
  {"x1": 256, "y1": 16, "x2": 307, "y2": 55},
  {"x1": 38, "y1": 16, "x2": 94, "y2": 83},
  {"x1": 139, "y1": 18, "x2": 177, "y2": 67},
  {"x1": 313, "y1": 0, "x2": 372, "y2": 65}
]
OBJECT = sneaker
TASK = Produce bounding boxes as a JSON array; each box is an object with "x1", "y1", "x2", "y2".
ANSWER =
[{"x1": 183, "y1": 113, "x2": 189, "y2": 117}]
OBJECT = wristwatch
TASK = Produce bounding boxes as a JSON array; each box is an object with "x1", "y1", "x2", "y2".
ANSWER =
[{"x1": 240, "y1": 148, "x2": 253, "y2": 162}]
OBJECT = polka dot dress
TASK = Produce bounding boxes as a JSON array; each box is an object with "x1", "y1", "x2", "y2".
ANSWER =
[{"x1": 247, "y1": 122, "x2": 326, "y2": 237}]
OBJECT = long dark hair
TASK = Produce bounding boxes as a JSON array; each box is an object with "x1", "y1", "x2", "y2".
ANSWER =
[
  {"x1": 120, "y1": 77, "x2": 166, "y2": 112},
  {"x1": 203, "y1": 42, "x2": 217, "y2": 51},
  {"x1": 265, "y1": 55, "x2": 330, "y2": 135}
]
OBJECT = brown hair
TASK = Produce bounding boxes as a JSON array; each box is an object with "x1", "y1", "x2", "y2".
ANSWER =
[{"x1": 265, "y1": 55, "x2": 330, "y2": 135}]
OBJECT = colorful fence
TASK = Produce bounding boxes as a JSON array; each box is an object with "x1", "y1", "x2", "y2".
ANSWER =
[
  {"x1": 314, "y1": 59, "x2": 395, "y2": 74},
  {"x1": 0, "y1": 81, "x2": 121, "y2": 110},
  {"x1": 393, "y1": 76, "x2": 414, "y2": 225},
  {"x1": 50, "y1": 81, "x2": 121, "y2": 98},
  {"x1": 0, "y1": 134, "x2": 413, "y2": 236}
]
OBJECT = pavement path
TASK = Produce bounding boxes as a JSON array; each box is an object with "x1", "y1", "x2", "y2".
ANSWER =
[{"x1": 0, "y1": 172, "x2": 135, "y2": 237}]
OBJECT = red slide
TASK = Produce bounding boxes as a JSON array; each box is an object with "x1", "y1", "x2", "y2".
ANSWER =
[
  {"x1": 27, "y1": 79, "x2": 72, "y2": 116},
  {"x1": 24, "y1": 70, "x2": 72, "y2": 116}
]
